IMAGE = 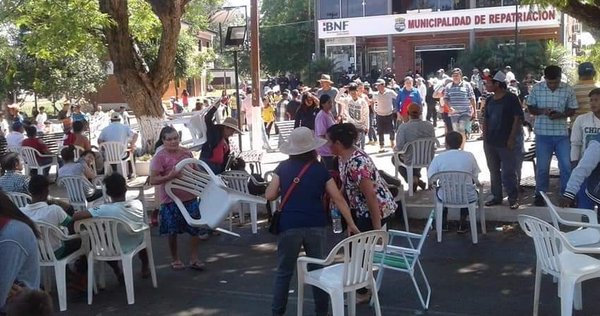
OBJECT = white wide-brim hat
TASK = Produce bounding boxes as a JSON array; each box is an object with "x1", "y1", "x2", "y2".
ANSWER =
[{"x1": 280, "y1": 127, "x2": 327, "y2": 156}]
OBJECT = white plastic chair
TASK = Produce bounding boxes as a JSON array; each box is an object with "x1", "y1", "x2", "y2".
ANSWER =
[
  {"x1": 379, "y1": 171, "x2": 409, "y2": 232},
  {"x1": 20, "y1": 146, "x2": 59, "y2": 176},
  {"x1": 220, "y1": 170, "x2": 259, "y2": 234},
  {"x1": 180, "y1": 108, "x2": 209, "y2": 150},
  {"x1": 540, "y1": 192, "x2": 600, "y2": 247},
  {"x1": 58, "y1": 145, "x2": 86, "y2": 161},
  {"x1": 297, "y1": 230, "x2": 389, "y2": 316},
  {"x1": 430, "y1": 171, "x2": 485, "y2": 244},
  {"x1": 393, "y1": 137, "x2": 438, "y2": 196},
  {"x1": 372, "y1": 211, "x2": 433, "y2": 310},
  {"x1": 165, "y1": 158, "x2": 267, "y2": 237},
  {"x1": 99, "y1": 141, "x2": 136, "y2": 178},
  {"x1": 58, "y1": 176, "x2": 105, "y2": 212},
  {"x1": 36, "y1": 221, "x2": 89, "y2": 311},
  {"x1": 518, "y1": 215, "x2": 600, "y2": 316},
  {"x1": 7, "y1": 192, "x2": 31, "y2": 208},
  {"x1": 75, "y1": 217, "x2": 157, "y2": 306},
  {"x1": 6, "y1": 146, "x2": 21, "y2": 154}
]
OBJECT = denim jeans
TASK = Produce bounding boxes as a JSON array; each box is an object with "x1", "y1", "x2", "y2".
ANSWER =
[
  {"x1": 272, "y1": 227, "x2": 329, "y2": 316},
  {"x1": 368, "y1": 111, "x2": 378, "y2": 142},
  {"x1": 535, "y1": 135, "x2": 572, "y2": 195},
  {"x1": 484, "y1": 142, "x2": 521, "y2": 203}
]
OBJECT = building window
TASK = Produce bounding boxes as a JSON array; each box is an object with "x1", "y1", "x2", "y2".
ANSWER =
[
  {"x1": 341, "y1": 0, "x2": 364, "y2": 18},
  {"x1": 476, "y1": 0, "x2": 516, "y2": 7},
  {"x1": 365, "y1": 0, "x2": 388, "y2": 16},
  {"x1": 319, "y1": 0, "x2": 341, "y2": 19},
  {"x1": 394, "y1": 0, "x2": 467, "y2": 12}
]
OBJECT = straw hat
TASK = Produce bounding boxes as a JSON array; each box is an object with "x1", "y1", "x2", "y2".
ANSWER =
[
  {"x1": 318, "y1": 74, "x2": 334, "y2": 84},
  {"x1": 218, "y1": 117, "x2": 242, "y2": 133},
  {"x1": 280, "y1": 127, "x2": 327, "y2": 155}
]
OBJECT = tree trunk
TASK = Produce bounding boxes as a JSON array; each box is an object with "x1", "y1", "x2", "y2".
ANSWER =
[{"x1": 98, "y1": 0, "x2": 190, "y2": 153}]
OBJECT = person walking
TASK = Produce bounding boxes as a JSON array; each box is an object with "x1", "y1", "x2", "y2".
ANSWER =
[
  {"x1": 181, "y1": 89, "x2": 189, "y2": 109},
  {"x1": 482, "y1": 71, "x2": 524, "y2": 210},
  {"x1": 286, "y1": 90, "x2": 301, "y2": 120},
  {"x1": 373, "y1": 79, "x2": 397, "y2": 152},
  {"x1": 425, "y1": 78, "x2": 438, "y2": 127},
  {"x1": 314, "y1": 94, "x2": 337, "y2": 170},
  {"x1": 262, "y1": 97, "x2": 275, "y2": 139},
  {"x1": 569, "y1": 88, "x2": 600, "y2": 209},
  {"x1": 335, "y1": 83, "x2": 370, "y2": 149},
  {"x1": 395, "y1": 76, "x2": 423, "y2": 123},
  {"x1": 327, "y1": 123, "x2": 396, "y2": 303},
  {"x1": 294, "y1": 93, "x2": 320, "y2": 130},
  {"x1": 444, "y1": 68, "x2": 476, "y2": 148},
  {"x1": 527, "y1": 65, "x2": 579, "y2": 206},
  {"x1": 266, "y1": 127, "x2": 359, "y2": 316}
]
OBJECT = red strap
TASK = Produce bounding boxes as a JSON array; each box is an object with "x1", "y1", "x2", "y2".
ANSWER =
[
  {"x1": 278, "y1": 162, "x2": 313, "y2": 212},
  {"x1": 0, "y1": 217, "x2": 10, "y2": 232}
]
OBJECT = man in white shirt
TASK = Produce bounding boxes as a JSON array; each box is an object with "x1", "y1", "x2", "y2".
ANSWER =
[
  {"x1": 504, "y1": 66, "x2": 516, "y2": 82},
  {"x1": 35, "y1": 106, "x2": 48, "y2": 130},
  {"x1": 0, "y1": 112, "x2": 8, "y2": 137},
  {"x1": 6, "y1": 122, "x2": 24, "y2": 148},
  {"x1": 335, "y1": 83, "x2": 370, "y2": 149},
  {"x1": 20, "y1": 175, "x2": 80, "y2": 259},
  {"x1": 428, "y1": 131, "x2": 481, "y2": 233},
  {"x1": 98, "y1": 112, "x2": 138, "y2": 152},
  {"x1": 373, "y1": 79, "x2": 398, "y2": 152}
]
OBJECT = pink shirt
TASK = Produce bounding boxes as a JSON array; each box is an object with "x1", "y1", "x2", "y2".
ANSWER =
[{"x1": 151, "y1": 149, "x2": 196, "y2": 204}]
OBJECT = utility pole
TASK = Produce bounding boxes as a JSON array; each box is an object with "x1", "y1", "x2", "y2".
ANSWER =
[
  {"x1": 250, "y1": 0, "x2": 261, "y2": 108},
  {"x1": 314, "y1": 0, "x2": 320, "y2": 60},
  {"x1": 514, "y1": 0, "x2": 519, "y2": 75}
]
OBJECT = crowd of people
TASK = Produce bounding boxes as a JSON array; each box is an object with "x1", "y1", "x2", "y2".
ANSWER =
[{"x1": 2, "y1": 58, "x2": 600, "y2": 316}]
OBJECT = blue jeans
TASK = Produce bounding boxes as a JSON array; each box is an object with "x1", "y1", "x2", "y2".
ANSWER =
[
  {"x1": 272, "y1": 227, "x2": 328, "y2": 316},
  {"x1": 484, "y1": 142, "x2": 521, "y2": 203},
  {"x1": 535, "y1": 135, "x2": 572, "y2": 195}
]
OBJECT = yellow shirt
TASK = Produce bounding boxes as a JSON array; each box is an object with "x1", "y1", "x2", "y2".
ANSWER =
[
  {"x1": 572, "y1": 79, "x2": 600, "y2": 126},
  {"x1": 262, "y1": 106, "x2": 275, "y2": 123}
]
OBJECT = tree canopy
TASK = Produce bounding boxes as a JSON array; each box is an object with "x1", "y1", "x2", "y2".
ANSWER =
[{"x1": 523, "y1": 0, "x2": 600, "y2": 29}]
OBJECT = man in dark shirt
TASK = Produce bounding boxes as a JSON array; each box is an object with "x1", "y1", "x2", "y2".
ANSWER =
[
  {"x1": 482, "y1": 71, "x2": 524, "y2": 209},
  {"x1": 57, "y1": 102, "x2": 70, "y2": 121},
  {"x1": 286, "y1": 89, "x2": 301, "y2": 120}
]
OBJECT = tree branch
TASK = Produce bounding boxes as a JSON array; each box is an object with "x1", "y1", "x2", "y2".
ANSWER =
[{"x1": 562, "y1": 0, "x2": 600, "y2": 29}]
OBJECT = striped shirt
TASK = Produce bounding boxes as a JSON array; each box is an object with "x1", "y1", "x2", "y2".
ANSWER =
[
  {"x1": 0, "y1": 171, "x2": 30, "y2": 194},
  {"x1": 526, "y1": 81, "x2": 578, "y2": 136},
  {"x1": 444, "y1": 81, "x2": 475, "y2": 116},
  {"x1": 571, "y1": 79, "x2": 600, "y2": 126}
]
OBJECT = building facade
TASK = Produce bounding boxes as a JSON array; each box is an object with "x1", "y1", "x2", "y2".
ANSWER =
[{"x1": 317, "y1": 0, "x2": 581, "y2": 79}]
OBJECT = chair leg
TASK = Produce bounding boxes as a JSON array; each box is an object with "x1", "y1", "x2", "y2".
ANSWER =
[
  {"x1": 435, "y1": 202, "x2": 443, "y2": 243},
  {"x1": 296, "y1": 282, "x2": 304, "y2": 316},
  {"x1": 87, "y1": 255, "x2": 94, "y2": 305},
  {"x1": 122, "y1": 257, "x2": 135, "y2": 305},
  {"x1": 348, "y1": 290, "x2": 357, "y2": 316},
  {"x1": 370, "y1": 264, "x2": 385, "y2": 307},
  {"x1": 533, "y1": 263, "x2": 541, "y2": 316},
  {"x1": 250, "y1": 203, "x2": 258, "y2": 234},
  {"x1": 574, "y1": 282, "x2": 582, "y2": 310},
  {"x1": 330, "y1": 291, "x2": 345, "y2": 316},
  {"x1": 145, "y1": 236, "x2": 158, "y2": 288},
  {"x1": 468, "y1": 204, "x2": 478, "y2": 244},
  {"x1": 55, "y1": 264, "x2": 68, "y2": 311},
  {"x1": 478, "y1": 194, "x2": 486, "y2": 234},
  {"x1": 407, "y1": 168, "x2": 414, "y2": 197},
  {"x1": 560, "y1": 279, "x2": 575, "y2": 316},
  {"x1": 371, "y1": 277, "x2": 383, "y2": 316},
  {"x1": 402, "y1": 192, "x2": 409, "y2": 232}
]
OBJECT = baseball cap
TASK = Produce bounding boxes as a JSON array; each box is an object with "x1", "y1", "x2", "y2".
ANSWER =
[
  {"x1": 374, "y1": 79, "x2": 386, "y2": 86},
  {"x1": 451, "y1": 68, "x2": 462, "y2": 74},
  {"x1": 578, "y1": 62, "x2": 596, "y2": 76},
  {"x1": 12, "y1": 121, "x2": 22, "y2": 131},
  {"x1": 491, "y1": 71, "x2": 506, "y2": 82},
  {"x1": 408, "y1": 103, "x2": 421, "y2": 114},
  {"x1": 111, "y1": 112, "x2": 122, "y2": 121}
]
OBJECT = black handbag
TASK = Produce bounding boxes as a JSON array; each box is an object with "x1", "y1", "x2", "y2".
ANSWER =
[{"x1": 269, "y1": 162, "x2": 313, "y2": 235}]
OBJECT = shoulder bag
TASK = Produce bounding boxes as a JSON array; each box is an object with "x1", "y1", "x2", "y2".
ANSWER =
[{"x1": 269, "y1": 161, "x2": 313, "y2": 235}]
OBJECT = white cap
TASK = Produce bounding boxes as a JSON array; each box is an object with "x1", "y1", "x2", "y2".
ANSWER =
[{"x1": 493, "y1": 71, "x2": 506, "y2": 83}]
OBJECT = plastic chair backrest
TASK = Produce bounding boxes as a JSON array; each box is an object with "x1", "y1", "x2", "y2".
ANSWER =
[
  {"x1": 6, "y1": 146, "x2": 21, "y2": 154},
  {"x1": 7, "y1": 192, "x2": 31, "y2": 208},
  {"x1": 99, "y1": 142, "x2": 127, "y2": 163},
  {"x1": 430, "y1": 171, "x2": 476, "y2": 206},
  {"x1": 20, "y1": 146, "x2": 43, "y2": 167},
  {"x1": 58, "y1": 145, "x2": 85, "y2": 161},
  {"x1": 518, "y1": 215, "x2": 566, "y2": 277},
  {"x1": 329, "y1": 230, "x2": 388, "y2": 287},
  {"x1": 36, "y1": 221, "x2": 65, "y2": 263},
  {"x1": 402, "y1": 137, "x2": 438, "y2": 166},
  {"x1": 165, "y1": 158, "x2": 266, "y2": 232},
  {"x1": 75, "y1": 218, "x2": 129, "y2": 258},
  {"x1": 58, "y1": 176, "x2": 94, "y2": 206},
  {"x1": 540, "y1": 192, "x2": 561, "y2": 229},
  {"x1": 220, "y1": 171, "x2": 251, "y2": 195}
]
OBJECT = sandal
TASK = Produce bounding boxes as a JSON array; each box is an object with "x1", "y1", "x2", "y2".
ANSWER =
[
  {"x1": 171, "y1": 261, "x2": 185, "y2": 270},
  {"x1": 188, "y1": 261, "x2": 206, "y2": 271}
]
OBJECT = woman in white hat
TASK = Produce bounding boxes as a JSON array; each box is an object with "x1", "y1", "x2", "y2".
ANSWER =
[
  {"x1": 200, "y1": 105, "x2": 242, "y2": 174},
  {"x1": 266, "y1": 127, "x2": 359, "y2": 316}
]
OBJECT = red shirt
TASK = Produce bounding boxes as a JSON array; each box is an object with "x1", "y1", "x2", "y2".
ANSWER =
[
  {"x1": 22, "y1": 137, "x2": 51, "y2": 162},
  {"x1": 207, "y1": 140, "x2": 229, "y2": 164},
  {"x1": 63, "y1": 133, "x2": 76, "y2": 146}
]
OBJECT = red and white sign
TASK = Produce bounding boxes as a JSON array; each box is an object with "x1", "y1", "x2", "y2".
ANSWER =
[{"x1": 318, "y1": 5, "x2": 560, "y2": 39}]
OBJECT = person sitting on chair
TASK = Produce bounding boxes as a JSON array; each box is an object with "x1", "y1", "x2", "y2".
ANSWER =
[{"x1": 58, "y1": 146, "x2": 102, "y2": 203}]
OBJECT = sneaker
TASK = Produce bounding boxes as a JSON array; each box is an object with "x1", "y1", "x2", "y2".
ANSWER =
[
  {"x1": 366, "y1": 141, "x2": 376, "y2": 146},
  {"x1": 533, "y1": 195, "x2": 546, "y2": 207},
  {"x1": 509, "y1": 201, "x2": 520, "y2": 210},
  {"x1": 485, "y1": 199, "x2": 502, "y2": 207}
]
